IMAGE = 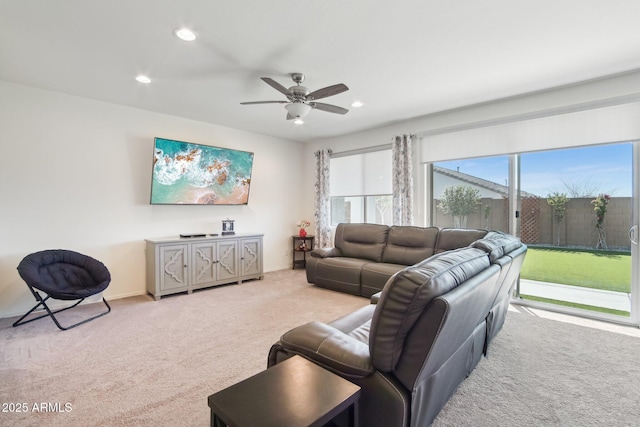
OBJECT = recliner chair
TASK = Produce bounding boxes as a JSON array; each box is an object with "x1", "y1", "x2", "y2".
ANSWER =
[{"x1": 14, "y1": 249, "x2": 112, "y2": 330}]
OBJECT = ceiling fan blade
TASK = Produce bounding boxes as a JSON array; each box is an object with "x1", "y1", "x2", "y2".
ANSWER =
[
  {"x1": 312, "y1": 102, "x2": 349, "y2": 115},
  {"x1": 240, "y1": 101, "x2": 288, "y2": 105},
  {"x1": 261, "y1": 77, "x2": 290, "y2": 96},
  {"x1": 307, "y1": 83, "x2": 349, "y2": 101}
]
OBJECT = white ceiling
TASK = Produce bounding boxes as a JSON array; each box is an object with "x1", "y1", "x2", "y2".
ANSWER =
[{"x1": 2, "y1": 1, "x2": 640, "y2": 143}]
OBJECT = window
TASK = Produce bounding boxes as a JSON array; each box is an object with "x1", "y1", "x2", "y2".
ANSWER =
[
  {"x1": 419, "y1": 100, "x2": 640, "y2": 325},
  {"x1": 330, "y1": 149, "x2": 392, "y2": 225},
  {"x1": 431, "y1": 156, "x2": 510, "y2": 232},
  {"x1": 426, "y1": 143, "x2": 637, "y2": 323}
]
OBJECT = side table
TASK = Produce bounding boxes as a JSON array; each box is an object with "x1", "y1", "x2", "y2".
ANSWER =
[
  {"x1": 292, "y1": 235, "x2": 314, "y2": 270},
  {"x1": 208, "y1": 355, "x2": 360, "y2": 427}
]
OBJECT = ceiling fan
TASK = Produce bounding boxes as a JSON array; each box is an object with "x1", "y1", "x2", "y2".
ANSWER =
[{"x1": 240, "y1": 73, "x2": 349, "y2": 122}]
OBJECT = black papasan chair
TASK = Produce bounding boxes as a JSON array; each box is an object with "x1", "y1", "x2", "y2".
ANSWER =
[{"x1": 14, "y1": 249, "x2": 112, "y2": 330}]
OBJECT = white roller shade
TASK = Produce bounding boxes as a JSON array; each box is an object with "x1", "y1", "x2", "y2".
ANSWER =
[
  {"x1": 421, "y1": 101, "x2": 640, "y2": 163},
  {"x1": 330, "y1": 149, "x2": 392, "y2": 196}
]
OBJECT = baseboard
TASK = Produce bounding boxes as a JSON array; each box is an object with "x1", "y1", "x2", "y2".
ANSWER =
[
  {"x1": 105, "y1": 290, "x2": 148, "y2": 300},
  {"x1": 2, "y1": 270, "x2": 303, "y2": 320}
]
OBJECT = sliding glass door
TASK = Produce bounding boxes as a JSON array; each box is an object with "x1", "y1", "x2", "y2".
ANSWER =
[
  {"x1": 517, "y1": 143, "x2": 635, "y2": 321},
  {"x1": 431, "y1": 156, "x2": 510, "y2": 232},
  {"x1": 428, "y1": 142, "x2": 639, "y2": 325}
]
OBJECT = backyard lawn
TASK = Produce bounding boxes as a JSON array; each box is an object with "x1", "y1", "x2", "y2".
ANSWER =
[{"x1": 520, "y1": 246, "x2": 631, "y2": 293}]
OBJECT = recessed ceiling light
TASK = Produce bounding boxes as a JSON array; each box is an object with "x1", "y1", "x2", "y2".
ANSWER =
[
  {"x1": 351, "y1": 101, "x2": 364, "y2": 108},
  {"x1": 174, "y1": 28, "x2": 196, "y2": 41},
  {"x1": 136, "y1": 75, "x2": 151, "y2": 84},
  {"x1": 293, "y1": 117, "x2": 305, "y2": 125}
]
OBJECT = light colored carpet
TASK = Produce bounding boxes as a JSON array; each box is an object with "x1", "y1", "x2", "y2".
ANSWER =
[
  {"x1": 1, "y1": 269, "x2": 639, "y2": 426},
  {"x1": 432, "y1": 306, "x2": 640, "y2": 427}
]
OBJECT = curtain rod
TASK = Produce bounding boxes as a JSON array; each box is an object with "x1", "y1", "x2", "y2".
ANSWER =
[{"x1": 331, "y1": 143, "x2": 392, "y2": 158}]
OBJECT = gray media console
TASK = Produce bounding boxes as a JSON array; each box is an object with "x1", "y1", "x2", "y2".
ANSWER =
[{"x1": 145, "y1": 233, "x2": 264, "y2": 300}]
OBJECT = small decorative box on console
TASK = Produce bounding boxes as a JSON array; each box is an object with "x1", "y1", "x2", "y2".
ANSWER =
[{"x1": 222, "y1": 218, "x2": 235, "y2": 235}]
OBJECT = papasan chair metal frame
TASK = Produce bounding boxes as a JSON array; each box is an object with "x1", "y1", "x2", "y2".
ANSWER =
[{"x1": 14, "y1": 249, "x2": 112, "y2": 330}]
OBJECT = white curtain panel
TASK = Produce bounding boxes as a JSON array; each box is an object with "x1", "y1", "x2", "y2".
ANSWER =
[
  {"x1": 392, "y1": 134, "x2": 414, "y2": 225},
  {"x1": 314, "y1": 148, "x2": 332, "y2": 248}
]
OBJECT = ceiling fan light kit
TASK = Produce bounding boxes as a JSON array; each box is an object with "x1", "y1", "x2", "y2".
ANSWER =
[
  {"x1": 285, "y1": 102, "x2": 312, "y2": 119},
  {"x1": 241, "y1": 73, "x2": 350, "y2": 123}
]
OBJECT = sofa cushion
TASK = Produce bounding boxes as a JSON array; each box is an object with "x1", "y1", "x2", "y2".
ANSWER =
[
  {"x1": 381, "y1": 226, "x2": 439, "y2": 265},
  {"x1": 435, "y1": 228, "x2": 488, "y2": 253},
  {"x1": 361, "y1": 262, "x2": 407, "y2": 297},
  {"x1": 369, "y1": 247, "x2": 490, "y2": 373},
  {"x1": 472, "y1": 231, "x2": 522, "y2": 262},
  {"x1": 328, "y1": 304, "x2": 377, "y2": 345},
  {"x1": 313, "y1": 257, "x2": 369, "y2": 295},
  {"x1": 335, "y1": 223, "x2": 389, "y2": 262},
  {"x1": 279, "y1": 306, "x2": 375, "y2": 377}
]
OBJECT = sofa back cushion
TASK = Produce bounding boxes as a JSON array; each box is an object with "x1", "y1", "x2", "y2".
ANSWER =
[
  {"x1": 471, "y1": 230, "x2": 523, "y2": 262},
  {"x1": 335, "y1": 223, "x2": 389, "y2": 262},
  {"x1": 435, "y1": 228, "x2": 488, "y2": 253},
  {"x1": 381, "y1": 226, "x2": 439, "y2": 265},
  {"x1": 369, "y1": 247, "x2": 490, "y2": 372}
]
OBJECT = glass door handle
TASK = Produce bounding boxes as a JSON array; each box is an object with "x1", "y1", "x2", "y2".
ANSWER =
[{"x1": 629, "y1": 225, "x2": 638, "y2": 245}]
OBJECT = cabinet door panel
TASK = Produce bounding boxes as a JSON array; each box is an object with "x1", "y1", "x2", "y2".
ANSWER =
[
  {"x1": 193, "y1": 242, "x2": 216, "y2": 286},
  {"x1": 241, "y1": 238, "x2": 261, "y2": 277},
  {"x1": 217, "y1": 241, "x2": 238, "y2": 282},
  {"x1": 159, "y1": 244, "x2": 188, "y2": 291}
]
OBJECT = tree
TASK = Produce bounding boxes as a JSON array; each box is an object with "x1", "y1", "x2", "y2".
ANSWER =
[
  {"x1": 375, "y1": 195, "x2": 392, "y2": 225},
  {"x1": 483, "y1": 204, "x2": 491, "y2": 229},
  {"x1": 546, "y1": 192, "x2": 569, "y2": 246},
  {"x1": 591, "y1": 194, "x2": 610, "y2": 250},
  {"x1": 438, "y1": 186, "x2": 481, "y2": 228},
  {"x1": 560, "y1": 178, "x2": 601, "y2": 198}
]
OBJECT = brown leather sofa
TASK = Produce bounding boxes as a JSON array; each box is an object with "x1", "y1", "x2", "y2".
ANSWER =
[
  {"x1": 269, "y1": 227, "x2": 526, "y2": 426},
  {"x1": 306, "y1": 223, "x2": 488, "y2": 297}
]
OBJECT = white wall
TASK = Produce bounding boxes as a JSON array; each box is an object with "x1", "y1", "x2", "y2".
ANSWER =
[
  {"x1": 0, "y1": 81, "x2": 304, "y2": 318},
  {"x1": 6, "y1": 70, "x2": 640, "y2": 319},
  {"x1": 302, "y1": 70, "x2": 640, "y2": 227}
]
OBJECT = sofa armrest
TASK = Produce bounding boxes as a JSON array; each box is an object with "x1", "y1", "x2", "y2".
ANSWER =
[
  {"x1": 310, "y1": 247, "x2": 342, "y2": 258},
  {"x1": 279, "y1": 321, "x2": 374, "y2": 377},
  {"x1": 370, "y1": 291, "x2": 382, "y2": 304}
]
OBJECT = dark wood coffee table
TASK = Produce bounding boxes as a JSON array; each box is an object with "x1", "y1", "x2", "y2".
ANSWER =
[{"x1": 207, "y1": 355, "x2": 361, "y2": 427}]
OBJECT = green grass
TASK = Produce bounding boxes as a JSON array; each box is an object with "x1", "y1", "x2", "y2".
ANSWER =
[
  {"x1": 519, "y1": 294, "x2": 630, "y2": 317},
  {"x1": 520, "y1": 246, "x2": 631, "y2": 293}
]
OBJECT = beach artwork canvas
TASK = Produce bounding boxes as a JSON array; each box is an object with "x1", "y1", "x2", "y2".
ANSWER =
[{"x1": 150, "y1": 137, "x2": 254, "y2": 205}]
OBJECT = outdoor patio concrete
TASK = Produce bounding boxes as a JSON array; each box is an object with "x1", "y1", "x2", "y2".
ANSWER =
[{"x1": 519, "y1": 279, "x2": 631, "y2": 312}]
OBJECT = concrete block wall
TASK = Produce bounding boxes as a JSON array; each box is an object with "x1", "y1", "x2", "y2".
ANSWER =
[{"x1": 434, "y1": 196, "x2": 631, "y2": 250}]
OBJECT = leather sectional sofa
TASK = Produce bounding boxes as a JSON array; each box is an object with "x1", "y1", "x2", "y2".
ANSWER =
[
  {"x1": 306, "y1": 223, "x2": 488, "y2": 297},
  {"x1": 269, "y1": 223, "x2": 526, "y2": 426}
]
